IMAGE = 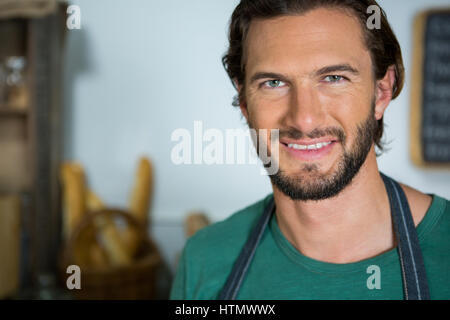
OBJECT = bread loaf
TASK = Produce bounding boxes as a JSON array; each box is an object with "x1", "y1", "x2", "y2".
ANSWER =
[
  {"x1": 128, "y1": 157, "x2": 153, "y2": 224},
  {"x1": 0, "y1": 195, "x2": 21, "y2": 299},
  {"x1": 61, "y1": 163, "x2": 87, "y2": 241},
  {"x1": 124, "y1": 157, "x2": 153, "y2": 256},
  {"x1": 185, "y1": 212, "x2": 211, "y2": 238}
]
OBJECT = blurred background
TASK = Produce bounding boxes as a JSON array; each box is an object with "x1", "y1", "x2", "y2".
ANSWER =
[{"x1": 0, "y1": 0, "x2": 449, "y2": 300}]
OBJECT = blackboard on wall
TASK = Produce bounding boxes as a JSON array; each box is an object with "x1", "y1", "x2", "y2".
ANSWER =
[{"x1": 411, "y1": 9, "x2": 450, "y2": 167}]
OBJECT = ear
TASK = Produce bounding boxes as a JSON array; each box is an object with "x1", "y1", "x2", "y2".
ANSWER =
[
  {"x1": 236, "y1": 81, "x2": 249, "y2": 121},
  {"x1": 374, "y1": 66, "x2": 396, "y2": 121}
]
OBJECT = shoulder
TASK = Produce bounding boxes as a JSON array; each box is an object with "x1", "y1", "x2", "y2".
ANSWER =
[
  {"x1": 171, "y1": 194, "x2": 273, "y2": 299},
  {"x1": 185, "y1": 193, "x2": 273, "y2": 257},
  {"x1": 399, "y1": 183, "x2": 434, "y2": 227},
  {"x1": 399, "y1": 182, "x2": 450, "y2": 229}
]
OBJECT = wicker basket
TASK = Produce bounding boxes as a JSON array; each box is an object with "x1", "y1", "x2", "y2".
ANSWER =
[{"x1": 60, "y1": 209, "x2": 161, "y2": 300}]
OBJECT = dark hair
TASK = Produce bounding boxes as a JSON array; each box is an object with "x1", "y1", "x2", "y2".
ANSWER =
[{"x1": 222, "y1": 0, "x2": 404, "y2": 153}]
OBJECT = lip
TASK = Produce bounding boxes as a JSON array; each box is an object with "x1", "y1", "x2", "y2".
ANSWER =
[
  {"x1": 281, "y1": 140, "x2": 338, "y2": 161},
  {"x1": 280, "y1": 137, "x2": 338, "y2": 145}
]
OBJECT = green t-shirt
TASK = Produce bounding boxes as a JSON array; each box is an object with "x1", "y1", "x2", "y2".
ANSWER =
[{"x1": 170, "y1": 193, "x2": 450, "y2": 300}]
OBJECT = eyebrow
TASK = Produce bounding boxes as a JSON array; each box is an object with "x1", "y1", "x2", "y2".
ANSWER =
[
  {"x1": 249, "y1": 64, "x2": 360, "y2": 84},
  {"x1": 315, "y1": 64, "x2": 360, "y2": 76},
  {"x1": 249, "y1": 72, "x2": 289, "y2": 84}
]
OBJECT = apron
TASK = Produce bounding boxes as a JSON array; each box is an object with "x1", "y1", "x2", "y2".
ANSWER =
[{"x1": 218, "y1": 172, "x2": 430, "y2": 300}]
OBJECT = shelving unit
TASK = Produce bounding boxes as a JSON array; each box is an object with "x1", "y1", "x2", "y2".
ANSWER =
[
  {"x1": 0, "y1": 107, "x2": 28, "y2": 116},
  {"x1": 0, "y1": 5, "x2": 66, "y2": 298}
]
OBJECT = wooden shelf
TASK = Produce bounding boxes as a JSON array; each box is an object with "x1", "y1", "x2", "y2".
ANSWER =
[
  {"x1": 0, "y1": 107, "x2": 28, "y2": 116},
  {"x1": 0, "y1": 6, "x2": 66, "y2": 293}
]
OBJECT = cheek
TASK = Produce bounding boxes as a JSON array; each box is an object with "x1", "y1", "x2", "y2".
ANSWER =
[
  {"x1": 246, "y1": 96, "x2": 287, "y2": 129},
  {"x1": 319, "y1": 93, "x2": 371, "y2": 146}
]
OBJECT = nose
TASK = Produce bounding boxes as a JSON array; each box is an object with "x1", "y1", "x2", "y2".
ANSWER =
[{"x1": 282, "y1": 84, "x2": 326, "y2": 134}]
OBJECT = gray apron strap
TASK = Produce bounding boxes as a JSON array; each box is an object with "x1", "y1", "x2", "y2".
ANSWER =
[
  {"x1": 380, "y1": 172, "x2": 430, "y2": 300},
  {"x1": 218, "y1": 197, "x2": 275, "y2": 300},
  {"x1": 219, "y1": 172, "x2": 430, "y2": 300}
]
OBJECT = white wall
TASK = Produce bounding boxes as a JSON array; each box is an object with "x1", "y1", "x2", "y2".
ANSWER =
[
  {"x1": 63, "y1": 0, "x2": 450, "y2": 273},
  {"x1": 377, "y1": 0, "x2": 450, "y2": 197}
]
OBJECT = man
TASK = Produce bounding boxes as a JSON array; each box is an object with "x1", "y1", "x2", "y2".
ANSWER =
[{"x1": 170, "y1": 0, "x2": 450, "y2": 299}]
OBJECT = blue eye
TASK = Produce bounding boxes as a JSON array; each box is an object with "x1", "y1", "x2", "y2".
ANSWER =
[
  {"x1": 324, "y1": 75, "x2": 345, "y2": 83},
  {"x1": 263, "y1": 80, "x2": 285, "y2": 88}
]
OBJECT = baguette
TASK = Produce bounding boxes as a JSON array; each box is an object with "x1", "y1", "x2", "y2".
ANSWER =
[
  {"x1": 123, "y1": 157, "x2": 153, "y2": 256},
  {"x1": 60, "y1": 163, "x2": 87, "y2": 241},
  {"x1": 85, "y1": 189, "x2": 109, "y2": 268},
  {"x1": 128, "y1": 157, "x2": 153, "y2": 224},
  {"x1": 0, "y1": 195, "x2": 21, "y2": 298},
  {"x1": 185, "y1": 212, "x2": 211, "y2": 238},
  {"x1": 86, "y1": 189, "x2": 133, "y2": 267}
]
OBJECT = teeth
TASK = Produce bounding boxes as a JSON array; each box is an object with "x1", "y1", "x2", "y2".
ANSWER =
[{"x1": 287, "y1": 142, "x2": 332, "y2": 150}]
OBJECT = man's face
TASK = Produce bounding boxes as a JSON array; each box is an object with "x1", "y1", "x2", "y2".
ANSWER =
[{"x1": 241, "y1": 8, "x2": 381, "y2": 201}]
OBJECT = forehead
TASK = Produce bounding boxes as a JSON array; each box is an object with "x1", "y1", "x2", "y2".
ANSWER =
[{"x1": 244, "y1": 8, "x2": 371, "y2": 76}]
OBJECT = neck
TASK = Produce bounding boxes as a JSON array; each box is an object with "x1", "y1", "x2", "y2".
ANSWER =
[{"x1": 272, "y1": 149, "x2": 394, "y2": 264}]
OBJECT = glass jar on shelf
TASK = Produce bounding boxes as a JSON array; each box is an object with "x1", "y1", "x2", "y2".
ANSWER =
[{"x1": 5, "y1": 56, "x2": 29, "y2": 110}]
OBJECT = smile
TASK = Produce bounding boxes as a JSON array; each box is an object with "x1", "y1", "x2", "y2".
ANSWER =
[
  {"x1": 281, "y1": 140, "x2": 338, "y2": 161},
  {"x1": 287, "y1": 141, "x2": 332, "y2": 150}
]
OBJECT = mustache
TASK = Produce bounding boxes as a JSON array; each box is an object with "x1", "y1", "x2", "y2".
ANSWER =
[{"x1": 279, "y1": 127, "x2": 346, "y2": 142}]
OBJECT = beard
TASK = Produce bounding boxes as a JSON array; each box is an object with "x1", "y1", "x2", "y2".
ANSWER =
[{"x1": 251, "y1": 100, "x2": 378, "y2": 201}]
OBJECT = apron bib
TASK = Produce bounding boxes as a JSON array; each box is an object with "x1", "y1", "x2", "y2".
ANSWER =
[{"x1": 218, "y1": 172, "x2": 430, "y2": 300}]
